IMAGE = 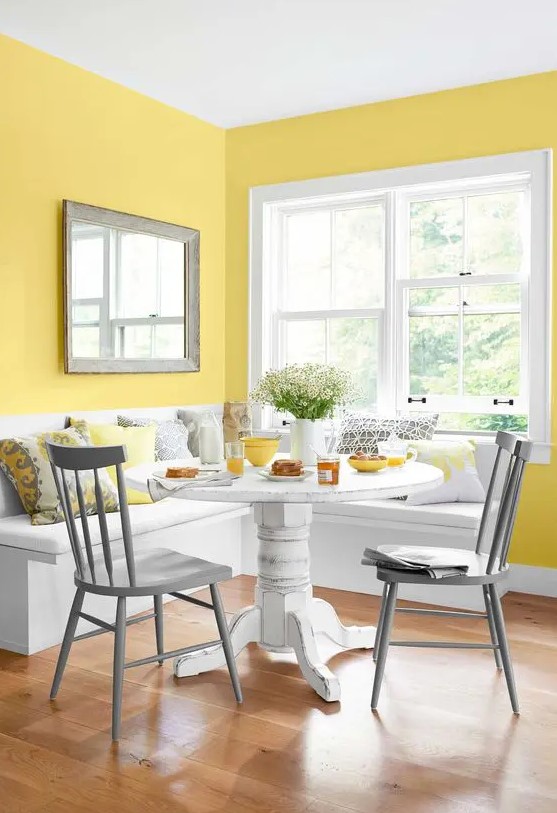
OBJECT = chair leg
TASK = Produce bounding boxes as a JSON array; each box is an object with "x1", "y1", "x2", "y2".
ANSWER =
[
  {"x1": 371, "y1": 582, "x2": 398, "y2": 710},
  {"x1": 488, "y1": 585, "x2": 519, "y2": 714},
  {"x1": 154, "y1": 594, "x2": 164, "y2": 666},
  {"x1": 112, "y1": 596, "x2": 127, "y2": 741},
  {"x1": 373, "y1": 584, "x2": 388, "y2": 663},
  {"x1": 210, "y1": 583, "x2": 243, "y2": 703},
  {"x1": 483, "y1": 585, "x2": 502, "y2": 669},
  {"x1": 50, "y1": 588, "x2": 85, "y2": 700}
]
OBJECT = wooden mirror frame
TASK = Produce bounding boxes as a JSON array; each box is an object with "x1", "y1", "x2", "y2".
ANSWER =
[{"x1": 63, "y1": 200, "x2": 200, "y2": 374}]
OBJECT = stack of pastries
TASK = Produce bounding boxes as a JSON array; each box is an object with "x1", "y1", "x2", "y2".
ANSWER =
[
  {"x1": 348, "y1": 450, "x2": 386, "y2": 462},
  {"x1": 271, "y1": 459, "x2": 304, "y2": 477}
]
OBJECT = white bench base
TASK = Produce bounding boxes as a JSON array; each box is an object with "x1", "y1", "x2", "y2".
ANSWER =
[
  {"x1": 241, "y1": 512, "x2": 503, "y2": 612},
  {"x1": 0, "y1": 509, "x2": 247, "y2": 655}
]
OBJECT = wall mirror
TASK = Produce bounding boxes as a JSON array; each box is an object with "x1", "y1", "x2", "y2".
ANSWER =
[{"x1": 63, "y1": 201, "x2": 200, "y2": 373}]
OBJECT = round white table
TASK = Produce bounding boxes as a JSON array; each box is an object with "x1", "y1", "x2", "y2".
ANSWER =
[{"x1": 126, "y1": 457, "x2": 443, "y2": 702}]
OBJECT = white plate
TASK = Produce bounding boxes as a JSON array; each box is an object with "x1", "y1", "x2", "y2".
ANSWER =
[
  {"x1": 257, "y1": 469, "x2": 313, "y2": 482},
  {"x1": 153, "y1": 469, "x2": 215, "y2": 483}
]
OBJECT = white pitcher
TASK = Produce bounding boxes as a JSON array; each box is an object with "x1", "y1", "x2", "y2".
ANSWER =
[{"x1": 290, "y1": 419, "x2": 327, "y2": 466}]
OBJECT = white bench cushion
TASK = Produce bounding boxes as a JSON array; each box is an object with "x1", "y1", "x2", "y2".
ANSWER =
[
  {"x1": 0, "y1": 499, "x2": 247, "y2": 556},
  {"x1": 313, "y1": 499, "x2": 483, "y2": 530}
]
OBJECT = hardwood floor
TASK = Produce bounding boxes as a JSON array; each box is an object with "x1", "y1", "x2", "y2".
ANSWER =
[{"x1": 0, "y1": 576, "x2": 555, "y2": 813}]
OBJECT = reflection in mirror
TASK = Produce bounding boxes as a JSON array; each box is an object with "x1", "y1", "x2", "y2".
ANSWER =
[{"x1": 64, "y1": 202, "x2": 199, "y2": 373}]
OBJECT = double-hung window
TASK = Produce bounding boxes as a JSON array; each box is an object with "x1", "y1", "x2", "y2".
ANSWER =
[
  {"x1": 250, "y1": 151, "x2": 551, "y2": 461},
  {"x1": 274, "y1": 199, "x2": 385, "y2": 409}
]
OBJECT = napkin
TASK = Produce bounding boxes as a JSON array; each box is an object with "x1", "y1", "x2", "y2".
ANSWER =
[{"x1": 147, "y1": 472, "x2": 236, "y2": 502}]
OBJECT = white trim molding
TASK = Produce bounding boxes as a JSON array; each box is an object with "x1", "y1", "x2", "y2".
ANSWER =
[
  {"x1": 507, "y1": 564, "x2": 557, "y2": 598},
  {"x1": 249, "y1": 149, "x2": 552, "y2": 463}
]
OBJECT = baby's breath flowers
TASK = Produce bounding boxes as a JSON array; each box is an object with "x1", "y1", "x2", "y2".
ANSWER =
[{"x1": 250, "y1": 363, "x2": 359, "y2": 420}]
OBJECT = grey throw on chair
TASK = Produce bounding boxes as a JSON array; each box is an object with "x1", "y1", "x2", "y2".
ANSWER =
[
  {"x1": 365, "y1": 431, "x2": 532, "y2": 713},
  {"x1": 46, "y1": 441, "x2": 242, "y2": 741}
]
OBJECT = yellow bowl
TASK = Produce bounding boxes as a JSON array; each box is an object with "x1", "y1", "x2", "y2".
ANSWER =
[
  {"x1": 243, "y1": 437, "x2": 280, "y2": 467},
  {"x1": 347, "y1": 456, "x2": 388, "y2": 473}
]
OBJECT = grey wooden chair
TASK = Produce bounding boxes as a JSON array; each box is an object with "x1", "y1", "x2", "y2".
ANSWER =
[
  {"x1": 46, "y1": 441, "x2": 242, "y2": 741},
  {"x1": 368, "y1": 431, "x2": 532, "y2": 713}
]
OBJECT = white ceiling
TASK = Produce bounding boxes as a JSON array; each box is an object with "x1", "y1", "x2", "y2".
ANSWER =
[{"x1": 1, "y1": 0, "x2": 556, "y2": 128}]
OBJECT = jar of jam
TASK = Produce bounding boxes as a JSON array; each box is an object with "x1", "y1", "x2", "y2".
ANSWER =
[{"x1": 317, "y1": 454, "x2": 340, "y2": 486}]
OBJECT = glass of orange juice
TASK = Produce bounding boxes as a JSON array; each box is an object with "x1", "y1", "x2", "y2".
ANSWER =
[
  {"x1": 377, "y1": 440, "x2": 417, "y2": 468},
  {"x1": 225, "y1": 441, "x2": 245, "y2": 475}
]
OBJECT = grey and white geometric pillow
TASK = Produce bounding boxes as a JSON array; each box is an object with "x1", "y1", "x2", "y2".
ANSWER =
[
  {"x1": 117, "y1": 416, "x2": 192, "y2": 461},
  {"x1": 336, "y1": 412, "x2": 439, "y2": 455}
]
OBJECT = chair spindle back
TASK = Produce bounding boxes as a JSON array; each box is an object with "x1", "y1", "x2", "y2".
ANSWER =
[
  {"x1": 475, "y1": 431, "x2": 532, "y2": 574},
  {"x1": 46, "y1": 441, "x2": 136, "y2": 587}
]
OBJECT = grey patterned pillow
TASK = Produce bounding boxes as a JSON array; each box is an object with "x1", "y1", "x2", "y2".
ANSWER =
[
  {"x1": 337, "y1": 412, "x2": 439, "y2": 455},
  {"x1": 117, "y1": 416, "x2": 191, "y2": 461}
]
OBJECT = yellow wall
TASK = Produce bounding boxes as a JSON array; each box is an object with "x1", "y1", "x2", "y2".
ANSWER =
[
  {"x1": 1, "y1": 32, "x2": 555, "y2": 567},
  {"x1": 0, "y1": 34, "x2": 226, "y2": 414},
  {"x1": 225, "y1": 73, "x2": 557, "y2": 568}
]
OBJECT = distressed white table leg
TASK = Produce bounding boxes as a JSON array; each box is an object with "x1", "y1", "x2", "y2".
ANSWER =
[
  {"x1": 309, "y1": 597, "x2": 376, "y2": 650},
  {"x1": 287, "y1": 610, "x2": 341, "y2": 702},
  {"x1": 174, "y1": 604, "x2": 260, "y2": 677},
  {"x1": 255, "y1": 502, "x2": 341, "y2": 701},
  {"x1": 254, "y1": 502, "x2": 314, "y2": 652},
  {"x1": 174, "y1": 501, "x2": 373, "y2": 697}
]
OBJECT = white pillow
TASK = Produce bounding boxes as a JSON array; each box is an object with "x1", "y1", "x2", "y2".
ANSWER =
[{"x1": 406, "y1": 439, "x2": 486, "y2": 505}]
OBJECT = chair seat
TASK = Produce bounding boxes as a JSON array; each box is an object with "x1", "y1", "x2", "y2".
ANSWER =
[
  {"x1": 375, "y1": 547, "x2": 507, "y2": 586},
  {"x1": 76, "y1": 547, "x2": 232, "y2": 597}
]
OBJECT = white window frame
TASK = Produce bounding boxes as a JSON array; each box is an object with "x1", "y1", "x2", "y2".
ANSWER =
[
  {"x1": 250, "y1": 150, "x2": 552, "y2": 463},
  {"x1": 395, "y1": 175, "x2": 530, "y2": 418},
  {"x1": 270, "y1": 195, "x2": 388, "y2": 426}
]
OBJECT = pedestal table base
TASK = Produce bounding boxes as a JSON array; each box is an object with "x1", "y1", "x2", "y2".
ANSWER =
[{"x1": 174, "y1": 502, "x2": 376, "y2": 701}]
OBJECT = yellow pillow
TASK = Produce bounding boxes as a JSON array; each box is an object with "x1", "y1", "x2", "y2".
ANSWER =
[{"x1": 71, "y1": 420, "x2": 156, "y2": 505}]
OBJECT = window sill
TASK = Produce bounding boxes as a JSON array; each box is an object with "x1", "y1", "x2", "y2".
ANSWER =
[
  {"x1": 436, "y1": 433, "x2": 551, "y2": 465},
  {"x1": 263, "y1": 426, "x2": 551, "y2": 465}
]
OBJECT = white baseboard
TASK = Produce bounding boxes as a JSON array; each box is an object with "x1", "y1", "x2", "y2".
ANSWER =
[{"x1": 507, "y1": 564, "x2": 557, "y2": 598}]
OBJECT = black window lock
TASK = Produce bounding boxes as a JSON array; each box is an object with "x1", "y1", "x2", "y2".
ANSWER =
[
  {"x1": 408, "y1": 397, "x2": 427, "y2": 404},
  {"x1": 493, "y1": 399, "x2": 514, "y2": 406}
]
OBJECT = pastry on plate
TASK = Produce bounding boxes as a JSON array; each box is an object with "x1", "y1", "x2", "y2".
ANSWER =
[
  {"x1": 165, "y1": 466, "x2": 199, "y2": 479},
  {"x1": 271, "y1": 459, "x2": 304, "y2": 476}
]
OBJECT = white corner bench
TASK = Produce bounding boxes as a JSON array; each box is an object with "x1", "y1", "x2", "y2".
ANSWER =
[
  {"x1": 0, "y1": 405, "x2": 249, "y2": 654},
  {"x1": 0, "y1": 406, "x2": 501, "y2": 653}
]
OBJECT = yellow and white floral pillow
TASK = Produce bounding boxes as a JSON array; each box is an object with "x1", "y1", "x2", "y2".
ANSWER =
[
  {"x1": 0, "y1": 426, "x2": 119, "y2": 525},
  {"x1": 406, "y1": 439, "x2": 486, "y2": 505}
]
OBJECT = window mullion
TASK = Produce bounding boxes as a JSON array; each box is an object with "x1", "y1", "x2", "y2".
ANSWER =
[
  {"x1": 329, "y1": 209, "x2": 334, "y2": 309},
  {"x1": 277, "y1": 307, "x2": 383, "y2": 320},
  {"x1": 458, "y1": 284, "x2": 464, "y2": 397},
  {"x1": 462, "y1": 194, "x2": 469, "y2": 275},
  {"x1": 382, "y1": 190, "x2": 397, "y2": 414},
  {"x1": 459, "y1": 196, "x2": 466, "y2": 398},
  {"x1": 156, "y1": 239, "x2": 162, "y2": 316}
]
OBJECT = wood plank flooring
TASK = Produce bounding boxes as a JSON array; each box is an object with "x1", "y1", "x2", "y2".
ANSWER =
[{"x1": 0, "y1": 576, "x2": 555, "y2": 813}]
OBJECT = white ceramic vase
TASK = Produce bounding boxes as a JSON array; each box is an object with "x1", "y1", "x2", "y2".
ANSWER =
[{"x1": 290, "y1": 419, "x2": 327, "y2": 466}]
